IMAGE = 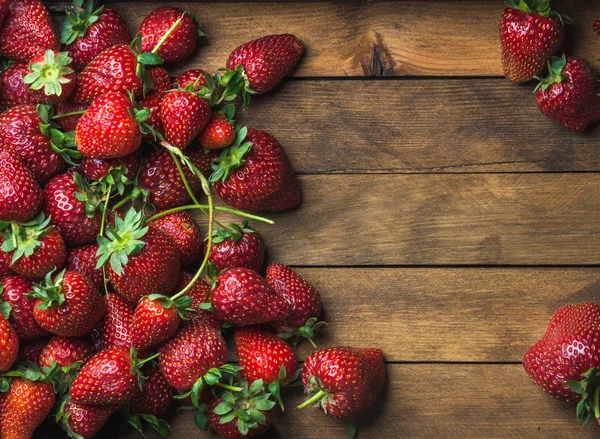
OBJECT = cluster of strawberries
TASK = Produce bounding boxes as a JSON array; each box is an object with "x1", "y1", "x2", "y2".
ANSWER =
[
  {"x1": 499, "y1": 0, "x2": 600, "y2": 131},
  {"x1": 0, "y1": 0, "x2": 386, "y2": 438}
]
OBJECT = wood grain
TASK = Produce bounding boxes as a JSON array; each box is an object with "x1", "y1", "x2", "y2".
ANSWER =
[
  {"x1": 48, "y1": 1, "x2": 600, "y2": 77},
  {"x1": 238, "y1": 79, "x2": 600, "y2": 173}
]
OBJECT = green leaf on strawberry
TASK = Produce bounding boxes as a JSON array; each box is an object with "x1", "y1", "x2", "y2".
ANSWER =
[
  {"x1": 0, "y1": 213, "x2": 54, "y2": 264},
  {"x1": 209, "y1": 126, "x2": 252, "y2": 183},
  {"x1": 23, "y1": 50, "x2": 75, "y2": 97},
  {"x1": 61, "y1": 0, "x2": 105, "y2": 45},
  {"x1": 28, "y1": 269, "x2": 66, "y2": 310}
]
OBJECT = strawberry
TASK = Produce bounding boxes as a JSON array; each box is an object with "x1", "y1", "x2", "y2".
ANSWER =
[
  {"x1": 535, "y1": 55, "x2": 600, "y2": 131},
  {"x1": 299, "y1": 347, "x2": 386, "y2": 421},
  {"x1": 595, "y1": 17, "x2": 600, "y2": 34},
  {"x1": 42, "y1": 173, "x2": 102, "y2": 247},
  {"x1": 0, "y1": 214, "x2": 67, "y2": 281},
  {"x1": 17, "y1": 337, "x2": 47, "y2": 364},
  {"x1": 139, "y1": 146, "x2": 216, "y2": 209},
  {"x1": 0, "y1": 0, "x2": 7, "y2": 26},
  {"x1": 161, "y1": 90, "x2": 211, "y2": 148},
  {"x1": 198, "y1": 112, "x2": 236, "y2": 150},
  {"x1": 266, "y1": 263, "x2": 323, "y2": 345},
  {"x1": 147, "y1": 67, "x2": 171, "y2": 92},
  {"x1": 29, "y1": 269, "x2": 106, "y2": 337},
  {"x1": 138, "y1": 66, "x2": 171, "y2": 136},
  {"x1": 82, "y1": 154, "x2": 139, "y2": 181},
  {"x1": 0, "y1": 105, "x2": 67, "y2": 184},
  {"x1": 55, "y1": 100, "x2": 87, "y2": 132},
  {"x1": 130, "y1": 295, "x2": 185, "y2": 351},
  {"x1": 158, "y1": 320, "x2": 228, "y2": 391},
  {"x1": 207, "y1": 380, "x2": 276, "y2": 439},
  {"x1": 0, "y1": 307, "x2": 18, "y2": 372},
  {"x1": 38, "y1": 335, "x2": 92, "y2": 369},
  {"x1": 70, "y1": 347, "x2": 155, "y2": 405},
  {"x1": 499, "y1": 0, "x2": 569, "y2": 83},
  {"x1": 1, "y1": 275, "x2": 48, "y2": 339},
  {"x1": 61, "y1": 0, "x2": 131, "y2": 71},
  {"x1": 0, "y1": 255, "x2": 12, "y2": 281},
  {"x1": 211, "y1": 128, "x2": 301, "y2": 212},
  {"x1": 208, "y1": 221, "x2": 265, "y2": 273},
  {"x1": 224, "y1": 34, "x2": 304, "y2": 100},
  {"x1": 0, "y1": 149, "x2": 42, "y2": 222},
  {"x1": 75, "y1": 91, "x2": 143, "y2": 159},
  {"x1": 172, "y1": 68, "x2": 206, "y2": 91},
  {"x1": 211, "y1": 268, "x2": 290, "y2": 326},
  {"x1": 0, "y1": 378, "x2": 55, "y2": 439},
  {"x1": 90, "y1": 292, "x2": 134, "y2": 352},
  {"x1": 97, "y1": 208, "x2": 180, "y2": 303},
  {"x1": 177, "y1": 271, "x2": 223, "y2": 329},
  {"x1": 149, "y1": 210, "x2": 203, "y2": 267},
  {"x1": 23, "y1": 50, "x2": 77, "y2": 104},
  {"x1": 0, "y1": 62, "x2": 36, "y2": 108},
  {"x1": 0, "y1": 0, "x2": 58, "y2": 63},
  {"x1": 66, "y1": 244, "x2": 103, "y2": 290},
  {"x1": 139, "y1": 7, "x2": 203, "y2": 63},
  {"x1": 57, "y1": 397, "x2": 119, "y2": 439}
]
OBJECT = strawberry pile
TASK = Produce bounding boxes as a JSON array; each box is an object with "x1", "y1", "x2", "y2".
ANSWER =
[
  {"x1": 499, "y1": 0, "x2": 600, "y2": 131},
  {"x1": 0, "y1": 0, "x2": 386, "y2": 438}
]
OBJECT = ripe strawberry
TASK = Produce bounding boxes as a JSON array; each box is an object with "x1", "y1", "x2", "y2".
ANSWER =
[
  {"x1": 499, "y1": 1, "x2": 569, "y2": 83},
  {"x1": 211, "y1": 128, "x2": 301, "y2": 212},
  {"x1": 172, "y1": 68, "x2": 206, "y2": 91},
  {"x1": 161, "y1": 90, "x2": 211, "y2": 148},
  {"x1": 0, "y1": 0, "x2": 7, "y2": 26},
  {"x1": 0, "y1": 309, "x2": 18, "y2": 372},
  {"x1": 90, "y1": 292, "x2": 134, "y2": 352},
  {"x1": 299, "y1": 347, "x2": 385, "y2": 420},
  {"x1": 225, "y1": 34, "x2": 304, "y2": 98},
  {"x1": 0, "y1": 0, "x2": 58, "y2": 63},
  {"x1": 130, "y1": 295, "x2": 184, "y2": 351},
  {"x1": 595, "y1": 17, "x2": 600, "y2": 34},
  {"x1": 140, "y1": 146, "x2": 216, "y2": 209},
  {"x1": 140, "y1": 7, "x2": 202, "y2": 63},
  {"x1": 198, "y1": 112, "x2": 236, "y2": 150},
  {"x1": 82, "y1": 154, "x2": 139, "y2": 182},
  {"x1": 62, "y1": 0, "x2": 131, "y2": 71},
  {"x1": 29, "y1": 270, "x2": 106, "y2": 337},
  {"x1": 535, "y1": 55, "x2": 600, "y2": 131},
  {"x1": 0, "y1": 149, "x2": 42, "y2": 221},
  {"x1": 57, "y1": 397, "x2": 119, "y2": 439},
  {"x1": 98, "y1": 208, "x2": 180, "y2": 303},
  {"x1": 66, "y1": 245, "x2": 103, "y2": 290},
  {"x1": 0, "y1": 105, "x2": 65, "y2": 184},
  {"x1": 0, "y1": 62, "x2": 36, "y2": 108},
  {"x1": 158, "y1": 320, "x2": 228, "y2": 390},
  {"x1": 138, "y1": 67, "x2": 171, "y2": 136},
  {"x1": 38, "y1": 335, "x2": 92, "y2": 368},
  {"x1": 0, "y1": 215, "x2": 67, "y2": 281},
  {"x1": 42, "y1": 173, "x2": 102, "y2": 247},
  {"x1": 17, "y1": 337, "x2": 47, "y2": 364},
  {"x1": 1, "y1": 275, "x2": 48, "y2": 339},
  {"x1": 211, "y1": 268, "x2": 290, "y2": 326},
  {"x1": 75, "y1": 92, "x2": 143, "y2": 159},
  {"x1": 0, "y1": 378, "x2": 55, "y2": 439},
  {"x1": 149, "y1": 211, "x2": 203, "y2": 267},
  {"x1": 177, "y1": 271, "x2": 223, "y2": 329},
  {"x1": 130, "y1": 364, "x2": 173, "y2": 415},
  {"x1": 208, "y1": 221, "x2": 265, "y2": 273},
  {"x1": 23, "y1": 50, "x2": 77, "y2": 104},
  {"x1": 55, "y1": 100, "x2": 87, "y2": 132}
]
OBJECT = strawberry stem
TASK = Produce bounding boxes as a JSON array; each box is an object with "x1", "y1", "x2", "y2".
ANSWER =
[
  {"x1": 167, "y1": 149, "x2": 201, "y2": 205},
  {"x1": 595, "y1": 385, "x2": 600, "y2": 421},
  {"x1": 215, "y1": 382, "x2": 243, "y2": 392},
  {"x1": 145, "y1": 205, "x2": 274, "y2": 225},
  {"x1": 51, "y1": 109, "x2": 86, "y2": 119},
  {"x1": 297, "y1": 389, "x2": 326, "y2": 409},
  {"x1": 151, "y1": 13, "x2": 185, "y2": 54}
]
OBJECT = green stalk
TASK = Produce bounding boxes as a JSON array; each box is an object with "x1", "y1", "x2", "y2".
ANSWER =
[
  {"x1": 151, "y1": 13, "x2": 185, "y2": 54},
  {"x1": 215, "y1": 382, "x2": 243, "y2": 392},
  {"x1": 99, "y1": 182, "x2": 113, "y2": 296},
  {"x1": 297, "y1": 390, "x2": 326, "y2": 410},
  {"x1": 51, "y1": 110, "x2": 86, "y2": 119},
  {"x1": 168, "y1": 149, "x2": 201, "y2": 206},
  {"x1": 145, "y1": 204, "x2": 274, "y2": 225},
  {"x1": 595, "y1": 385, "x2": 600, "y2": 421},
  {"x1": 112, "y1": 193, "x2": 135, "y2": 211}
]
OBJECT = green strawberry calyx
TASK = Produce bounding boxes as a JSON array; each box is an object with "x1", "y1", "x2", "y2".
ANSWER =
[
  {"x1": 211, "y1": 220, "x2": 256, "y2": 244},
  {"x1": 505, "y1": 0, "x2": 572, "y2": 24},
  {"x1": 95, "y1": 207, "x2": 148, "y2": 275},
  {"x1": 28, "y1": 269, "x2": 67, "y2": 310},
  {"x1": 127, "y1": 411, "x2": 170, "y2": 438},
  {"x1": 266, "y1": 364, "x2": 302, "y2": 411},
  {"x1": 0, "y1": 212, "x2": 54, "y2": 265},
  {"x1": 0, "y1": 360, "x2": 59, "y2": 393},
  {"x1": 56, "y1": 395, "x2": 85, "y2": 439},
  {"x1": 61, "y1": 0, "x2": 105, "y2": 45},
  {"x1": 147, "y1": 293, "x2": 195, "y2": 319},
  {"x1": 566, "y1": 367, "x2": 600, "y2": 426},
  {"x1": 534, "y1": 54, "x2": 567, "y2": 93},
  {"x1": 209, "y1": 126, "x2": 252, "y2": 183},
  {"x1": 130, "y1": 348, "x2": 160, "y2": 390},
  {"x1": 215, "y1": 64, "x2": 256, "y2": 107},
  {"x1": 37, "y1": 104, "x2": 82, "y2": 166},
  {"x1": 23, "y1": 50, "x2": 75, "y2": 97}
]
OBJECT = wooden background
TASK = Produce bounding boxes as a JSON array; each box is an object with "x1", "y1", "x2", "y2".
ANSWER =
[{"x1": 41, "y1": 0, "x2": 600, "y2": 438}]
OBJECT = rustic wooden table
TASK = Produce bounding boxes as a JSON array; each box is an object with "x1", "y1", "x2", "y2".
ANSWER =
[{"x1": 38, "y1": 0, "x2": 600, "y2": 438}]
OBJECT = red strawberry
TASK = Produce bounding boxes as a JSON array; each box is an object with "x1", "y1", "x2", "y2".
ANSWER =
[
  {"x1": 149, "y1": 210, "x2": 203, "y2": 267},
  {"x1": 225, "y1": 34, "x2": 304, "y2": 98},
  {"x1": 140, "y1": 146, "x2": 216, "y2": 209},
  {"x1": 299, "y1": 347, "x2": 386, "y2": 420},
  {"x1": 98, "y1": 208, "x2": 180, "y2": 303},
  {"x1": 0, "y1": 149, "x2": 42, "y2": 221},
  {"x1": 158, "y1": 320, "x2": 228, "y2": 390},
  {"x1": 208, "y1": 221, "x2": 265, "y2": 273},
  {"x1": 198, "y1": 112, "x2": 236, "y2": 150},
  {"x1": 140, "y1": 7, "x2": 201, "y2": 63},
  {"x1": 499, "y1": 0, "x2": 569, "y2": 82},
  {"x1": 70, "y1": 347, "x2": 152, "y2": 405},
  {"x1": 30, "y1": 270, "x2": 105, "y2": 337},
  {"x1": 211, "y1": 268, "x2": 290, "y2": 326},
  {"x1": 172, "y1": 68, "x2": 206, "y2": 91},
  {"x1": 42, "y1": 173, "x2": 102, "y2": 247},
  {"x1": 75, "y1": 92, "x2": 143, "y2": 159},
  {"x1": 138, "y1": 67, "x2": 171, "y2": 137},
  {"x1": 177, "y1": 271, "x2": 223, "y2": 329},
  {"x1": 130, "y1": 364, "x2": 173, "y2": 415},
  {"x1": 82, "y1": 154, "x2": 139, "y2": 182},
  {"x1": 0, "y1": 309, "x2": 18, "y2": 372},
  {"x1": 535, "y1": 55, "x2": 600, "y2": 131},
  {"x1": 58, "y1": 397, "x2": 119, "y2": 439},
  {"x1": 66, "y1": 245, "x2": 103, "y2": 290},
  {"x1": 0, "y1": 105, "x2": 65, "y2": 184},
  {"x1": 130, "y1": 295, "x2": 183, "y2": 351},
  {"x1": 38, "y1": 335, "x2": 92, "y2": 368},
  {"x1": 161, "y1": 90, "x2": 211, "y2": 148},
  {"x1": 0, "y1": 62, "x2": 36, "y2": 108},
  {"x1": 23, "y1": 50, "x2": 77, "y2": 104},
  {"x1": 62, "y1": 0, "x2": 131, "y2": 71},
  {"x1": 0, "y1": 0, "x2": 58, "y2": 63},
  {"x1": 595, "y1": 17, "x2": 600, "y2": 34},
  {"x1": 1, "y1": 275, "x2": 48, "y2": 339},
  {"x1": 90, "y1": 292, "x2": 134, "y2": 352},
  {"x1": 17, "y1": 337, "x2": 47, "y2": 364},
  {"x1": 0, "y1": 378, "x2": 55, "y2": 439},
  {"x1": 55, "y1": 100, "x2": 87, "y2": 132},
  {"x1": 147, "y1": 67, "x2": 171, "y2": 92},
  {"x1": 0, "y1": 0, "x2": 7, "y2": 26},
  {"x1": 211, "y1": 128, "x2": 301, "y2": 212}
]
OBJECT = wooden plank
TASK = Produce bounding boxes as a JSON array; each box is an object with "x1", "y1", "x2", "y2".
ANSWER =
[
  {"x1": 200, "y1": 174, "x2": 600, "y2": 266},
  {"x1": 48, "y1": 1, "x2": 600, "y2": 77},
  {"x1": 238, "y1": 79, "x2": 600, "y2": 173}
]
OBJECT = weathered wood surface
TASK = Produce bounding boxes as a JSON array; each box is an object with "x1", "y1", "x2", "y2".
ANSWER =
[{"x1": 48, "y1": 1, "x2": 600, "y2": 77}]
